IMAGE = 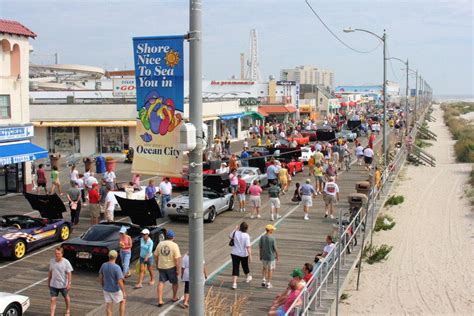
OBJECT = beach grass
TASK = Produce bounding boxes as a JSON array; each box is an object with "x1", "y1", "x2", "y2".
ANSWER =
[
  {"x1": 374, "y1": 214, "x2": 396, "y2": 232},
  {"x1": 363, "y1": 244, "x2": 393, "y2": 264},
  {"x1": 441, "y1": 102, "x2": 474, "y2": 163},
  {"x1": 384, "y1": 195, "x2": 405, "y2": 206}
]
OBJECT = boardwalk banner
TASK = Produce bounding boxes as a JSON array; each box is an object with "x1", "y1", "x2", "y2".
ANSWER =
[{"x1": 132, "y1": 35, "x2": 185, "y2": 177}]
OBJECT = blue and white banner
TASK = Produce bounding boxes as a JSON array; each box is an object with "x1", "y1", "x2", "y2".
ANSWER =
[{"x1": 132, "y1": 35, "x2": 185, "y2": 177}]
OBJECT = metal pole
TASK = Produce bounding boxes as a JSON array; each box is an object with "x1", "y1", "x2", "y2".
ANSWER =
[
  {"x1": 405, "y1": 60, "x2": 409, "y2": 135},
  {"x1": 382, "y1": 31, "x2": 387, "y2": 166},
  {"x1": 335, "y1": 207, "x2": 343, "y2": 315},
  {"x1": 414, "y1": 70, "x2": 418, "y2": 122},
  {"x1": 189, "y1": 1, "x2": 204, "y2": 315},
  {"x1": 356, "y1": 203, "x2": 369, "y2": 290}
]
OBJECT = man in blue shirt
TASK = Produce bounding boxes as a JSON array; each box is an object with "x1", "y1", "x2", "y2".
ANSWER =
[
  {"x1": 240, "y1": 149, "x2": 250, "y2": 167},
  {"x1": 266, "y1": 160, "x2": 280, "y2": 185},
  {"x1": 99, "y1": 250, "x2": 126, "y2": 316},
  {"x1": 299, "y1": 179, "x2": 317, "y2": 220},
  {"x1": 134, "y1": 229, "x2": 155, "y2": 289},
  {"x1": 145, "y1": 180, "x2": 157, "y2": 200}
]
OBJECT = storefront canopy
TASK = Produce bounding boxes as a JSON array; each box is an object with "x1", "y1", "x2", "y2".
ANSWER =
[
  {"x1": 219, "y1": 113, "x2": 245, "y2": 120},
  {"x1": 0, "y1": 141, "x2": 48, "y2": 166},
  {"x1": 33, "y1": 121, "x2": 136, "y2": 127},
  {"x1": 243, "y1": 111, "x2": 265, "y2": 120}
]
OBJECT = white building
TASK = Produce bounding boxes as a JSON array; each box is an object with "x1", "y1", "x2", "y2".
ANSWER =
[
  {"x1": 0, "y1": 19, "x2": 47, "y2": 195},
  {"x1": 280, "y1": 65, "x2": 334, "y2": 89}
]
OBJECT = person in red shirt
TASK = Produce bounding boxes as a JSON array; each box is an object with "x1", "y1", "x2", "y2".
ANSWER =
[
  {"x1": 88, "y1": 183, "x2": 101, "y2": 225},
  {"x1": 237, "y1": 174, "x2": 247, "y2": 212},
  {"x1": 302, "y1": 262, "x2": 313, "y2": 284},
  {"x1": 36, "y1": 164, "x2": 47, "y2": 194},
  {"x1": 368, "y1": 132, "x2": 376, "y2": 149}
]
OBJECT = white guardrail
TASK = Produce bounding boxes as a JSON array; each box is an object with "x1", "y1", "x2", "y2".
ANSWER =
[{"x1": 285, "y1": 107, "x2": 427, "y2": 315}]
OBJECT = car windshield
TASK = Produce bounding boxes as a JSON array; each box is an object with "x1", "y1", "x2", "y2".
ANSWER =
[
  {"x1": 82, "y1": 225, "x2": 120, "y2": 241},
  {"x1": 238, "y1": 169, "x2": 255, "y2": 176}
]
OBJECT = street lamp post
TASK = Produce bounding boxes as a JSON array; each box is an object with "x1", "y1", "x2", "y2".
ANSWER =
[{"x1": 343, "y1": 27, "x2": 388, "y2": 166}]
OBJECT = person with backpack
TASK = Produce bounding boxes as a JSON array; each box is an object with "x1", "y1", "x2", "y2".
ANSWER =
[{"x1": 229, "y1": 222, "x2": 252, "y2": 289}]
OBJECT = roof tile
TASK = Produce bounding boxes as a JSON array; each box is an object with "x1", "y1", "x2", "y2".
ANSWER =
[{"x1": 0, "y1": 19, "x2": 37, "y2": 38}]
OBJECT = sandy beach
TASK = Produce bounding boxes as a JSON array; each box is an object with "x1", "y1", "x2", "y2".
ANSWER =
[{"x1": 340, "y1": 104, "x2": 474, "y2": 315}]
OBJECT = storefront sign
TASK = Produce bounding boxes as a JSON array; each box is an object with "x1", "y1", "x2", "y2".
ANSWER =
[
  {"x1": 210, "y1": 80, "x2": 255, "y2": 85},
  {"x1": 112, "y1": 78, "x2": 136, "y2": 97},
  {"x1": 239, "y1": 97, "x2": 261, "y2": 106},
  {"x1": 0, "y1": 126, "x2": 34, "y2": 143},
  {"x1": 132, "y1": 35, "x2": 185, "y2": 177},
  {"x1": 276, "y1": 80, "x2": 296, "y2": 86}
]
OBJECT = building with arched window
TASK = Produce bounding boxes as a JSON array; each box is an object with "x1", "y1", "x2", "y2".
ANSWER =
[{"x1": 0, "y1": 19, "x2": 47, "y2": 195}]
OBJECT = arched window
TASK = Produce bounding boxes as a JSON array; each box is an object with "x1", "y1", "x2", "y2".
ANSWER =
[
  {"x1": 1, "y1": 39, "x2": 12, "y2": 77},
  {"x1": 11, "y1": 43, "x2": 21, "y2": 78}
]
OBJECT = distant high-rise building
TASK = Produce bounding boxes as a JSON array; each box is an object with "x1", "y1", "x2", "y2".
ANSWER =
[{"x1": 280, "y1": 65, "x2": 334, "y2": 89}]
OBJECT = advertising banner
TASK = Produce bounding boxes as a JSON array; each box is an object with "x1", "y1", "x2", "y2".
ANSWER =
[
  {"x1": 112, "y1": 78, "x2": 136, "y2": 97},
  {"x1": 132, "y1": 35, "x2": 184, "y2": 177}
]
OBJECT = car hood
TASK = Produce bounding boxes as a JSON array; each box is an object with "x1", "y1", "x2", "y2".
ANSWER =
[
  {"x1": 115, "y1": 196, "x2": 162, "y2": 226},
  {"x1": 23, "y1": 193, "x2": 66, "y2": 219},
  {"x1": 169, "y1": 195, "x2": 211, "y2": 207},
  {"x1": 0, "y1": 292, "x2": 28, "y2": 302},
  {"x1": 63, "y1": 236, "x2": 118, "y2": 248}
]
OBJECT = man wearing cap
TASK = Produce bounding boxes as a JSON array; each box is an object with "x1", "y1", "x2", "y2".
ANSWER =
[
  {"x1": 88, "y1": 182, "x2": 101, "y2": 225},
  {"x1": 299, "y1": 179, "x2": 317, "y2": 220},
  {"x1": 134, "y1": 229, "x2": 155, "y2": 289},
  {"x1": 323, "y1": 176, "x2": 340, "y2": 219},
  {"x1": 259, "y1": 224, "x2": 278, "y2": 289},
  {"x1": 99, "y1": 250, "x2": 126, "y2": 316},
  {"x1": 154, "y1": 229, "x2": 181, "y2": 307}
]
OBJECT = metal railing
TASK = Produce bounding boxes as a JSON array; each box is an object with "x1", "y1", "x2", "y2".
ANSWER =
[{"x1": 285, "y1": 105, "x2": 430, "y2": 315}]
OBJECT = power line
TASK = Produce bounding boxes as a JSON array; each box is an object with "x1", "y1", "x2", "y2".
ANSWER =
[
  {"x1": 385, "y1": 45, "x2": 400, "y2": 81},
  {"x1": 305, "y1": 0, "x2": 382, "y2": 54}
]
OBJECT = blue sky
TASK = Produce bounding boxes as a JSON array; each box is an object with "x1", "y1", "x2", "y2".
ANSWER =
[{"x1": 1, "y1": 0, "x2": 472, "y2": 95}]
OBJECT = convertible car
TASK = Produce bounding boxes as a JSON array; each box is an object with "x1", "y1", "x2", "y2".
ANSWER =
[
  {"x1": 280, "y1": 158, "x2": 304, "y2": 176},
  {"x1": 165, "y1": 174, "x2": 234, "y2": 223},
  {"x1": 169, "y1": 167, "x2": 216, "y2": 189},
  {"x1": 237, "y1": 167, "x2": 269, "y2": 189},
  {"x1": 0, "y1": 193, "x2": 71, "y2": 260},
  {"x1": 62, "y1": 197, "x2": 166, "y2": 268},
  {"x1": 287, "y1": 133, "x2": 310, "y2": 146},
  {"x1": 0, "y1": 292, "x2": 30, "y2": 316}
]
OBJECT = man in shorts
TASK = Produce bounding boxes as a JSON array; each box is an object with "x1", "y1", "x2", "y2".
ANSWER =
[
  {"x1": 323, "y1": 176, "x2": 340, "y2": 219},
  {"x1": 48, "y1": 247, "x2": 73, "y2": 316},
  {"x1": 99, "y1": 250, "x2": 126, "y2": 316},
  {"x1": 155, "y1": 229, "x2": 181, "y2": 307},
  {"x1": 268, "y1": 182, "x2": 281, "y2": 221},
  {"x1": 134, "y1": 229, "x2": 155, "y2": 289},
  {"x1": 299, "y1": 179, "x2": 317, "y2": 220},
  {"x1": 363, "y1": 146, "x2": 374, "y2": 170},
  {"x1": 237, "y1": 174, "x2": 247, "y2": 212},
  {"x1": 259, "y1": 224, "x2": 278, "y2": 289},
  {"x1": 104, "y1": 186, "x2": 117, "y2": 222}
]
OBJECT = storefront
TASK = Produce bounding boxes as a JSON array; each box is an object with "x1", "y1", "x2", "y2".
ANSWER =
[
  {"x1": 0, "y1": 126, "x2": 48, "y2": 195},
  {"x1": 96, "y1": 126, "x2": 129, "y2": 154},
  {"x1": 47, "y1": 126, "x2": 81, "y2": 154}
]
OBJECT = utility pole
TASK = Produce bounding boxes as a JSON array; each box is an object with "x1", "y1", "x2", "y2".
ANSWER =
[
  {"x1": 382, "y1": 30, "x2": 387, "y2": 166},
  {"x1": 188, "y1": 0, "x2": 204, "y2": 315},
  {"x1": 405, "y1": 59, "x2": 409, "y2": 135},
  {"x1": 414, "y1": 70, "x2": 418, "y2": 122}
]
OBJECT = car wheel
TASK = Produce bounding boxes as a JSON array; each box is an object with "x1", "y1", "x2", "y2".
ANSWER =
[
  {"x1": 205, "y1": 206, "x2": 216, "y2": 223},
  {"x1": 3, "y1": 303, "x2": 21, "y2": 316},
  {"x1": 59, "y1": 224, "x2": 70, "y2": 241},
  {"x1": 13, "y1": 239, "x2": 27, "y2": 260},
  {"x1": 227, "y1": 195, "x2": 235, "y2": 211}
]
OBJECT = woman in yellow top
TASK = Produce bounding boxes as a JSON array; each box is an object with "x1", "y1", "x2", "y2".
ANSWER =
[
  {"x1": 313, "y1": 162, "x2": 324, "y2": 194},
  {"x1": 278, "y1": 167, "x2": 289, "y2": 194},
  {"x1": 266, "y1": 137, "x2": 272, "y2": 147},
  {"x1": 256, "y1": 136, "x2": 262, "y2": 146}
]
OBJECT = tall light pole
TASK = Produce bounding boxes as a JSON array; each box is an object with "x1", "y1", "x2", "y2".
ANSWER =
[
  {"x1": 344, "y1": 27, "x2": 388, "y2": 166},
  {"x1": 188, "y1": 0, "x2": 204, "y2": 315}
]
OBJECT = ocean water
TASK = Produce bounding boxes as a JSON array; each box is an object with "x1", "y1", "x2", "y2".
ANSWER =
[{"x1": 434, "y1": 95, "x2": 474, "y2": 103}]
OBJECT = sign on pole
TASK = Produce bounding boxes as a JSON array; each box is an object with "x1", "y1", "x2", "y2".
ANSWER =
[
  {"x1": 112, "y1": 78, "x2": 136, "y2": 97},
  {"x1": 132, "y1": 35, "x2": 185, "y2": 177}
]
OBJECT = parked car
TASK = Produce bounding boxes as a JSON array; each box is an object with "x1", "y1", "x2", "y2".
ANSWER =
[
  {"x1": 0, "y1": 193, "x2": 71, "y2": 260},
  {"x1": 298, "y1": 146, "x2": 315, "y2": 163},
  {"x1": 280, "y1": 158, "x2": 304, "y2": 176},
  {"x1": 62, "y1": 197, "x2": 166, "y2": 268},
  {"x1": 301, "y1": 130, "x2": 318, "y2": 142},
  {"x1": 237, "y1": 167, "x2": 269, "y2": 189},
  {"x1": 287, "y1": 133, "x2": 310, "y2": 145},
  {"x1": 168, "y1": 167, "x2": 215, "y2": 189},
  {"x1": 0, "y1": 292, "x2": 30, "y2": 316}
]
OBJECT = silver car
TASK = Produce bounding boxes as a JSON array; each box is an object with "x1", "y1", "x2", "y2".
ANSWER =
[
  {"x1": 165, "y1": 189, "x2": 234, "y2": 223},
  {"x1": 336, "y1": 128, "x2": 357, "y2": 141},
  {"x1": 237, "y1": 167, "x2": 268, "y2": 188}
]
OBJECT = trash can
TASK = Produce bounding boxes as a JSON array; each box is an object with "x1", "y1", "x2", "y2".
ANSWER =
[
  {"x1": 105, "y1": 157, "x2": 117, "y2": 172},
  {"x1": 355, "y1": 181, "x2": 371, "y2": 196},
  {"x1": 95, "y1": 156, "x2": 106, "y2": 174},
  {"x1": 348, "y1": 193, "x2": 368, "y2": 208},
  {"x1": 49, "y1": 154, "x2": 60, "y2": 169},
  {"x1": 83, "y1": 157, "x2": 94, "y2": 172}
]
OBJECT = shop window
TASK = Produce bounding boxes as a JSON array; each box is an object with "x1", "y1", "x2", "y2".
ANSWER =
[
  {"x1": 0, "y1": 95, "x2": 11, "y2": 119},
  {"x1": 48, "y1": 127, "x2": 80, "y2": 154},
  {"x1": 96, "y1": 127, "x2": 129, "y2": 153}
]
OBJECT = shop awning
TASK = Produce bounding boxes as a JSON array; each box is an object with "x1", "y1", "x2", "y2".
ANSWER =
[
  {"x1": 243, "y1": 111, "x2": 265, "y2": 120},
  {"x1": 33, "y1": 121, "x2": 137, "y2": 127},
  {"x1": 219, "y1": 113, "x2": 245, "y2": 120},
  {"x1": 258, "y1": 105, "x2": 297, "y2": 114},
  {"x1": 0, "y1": 141, "x2": 48, "y2": 166}
]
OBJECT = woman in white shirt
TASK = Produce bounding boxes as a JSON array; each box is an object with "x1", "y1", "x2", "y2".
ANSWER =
[
  {"x1": 229, "y1": 222, "x2": 252, "y2": 289},
  {"x1": 70, "y1": 164, "x2": 79, "y2": 186}
]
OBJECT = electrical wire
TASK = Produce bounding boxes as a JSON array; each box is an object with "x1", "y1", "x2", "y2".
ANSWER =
[
  {"x1": 385, "y1": 45, "x2": 400, "y2": 81},
  {"x1": 305, "y1": 0, "x2": 382, "y2": 54}
]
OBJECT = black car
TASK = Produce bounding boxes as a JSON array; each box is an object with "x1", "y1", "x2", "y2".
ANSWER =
[{"x1": 62, "y1": 197, "x2": 166, "y2": 268}]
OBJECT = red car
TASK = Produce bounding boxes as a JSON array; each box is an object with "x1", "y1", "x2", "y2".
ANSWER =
[
  {"x1": 169, "y1": 167, "x2": 215, "y2": 188},
  {"x1": 287, "y1": 133, "x2": 310, "y2": 146},
  {"x1": 265, "y1": 159, "x2": 304, "y2": 176}
]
